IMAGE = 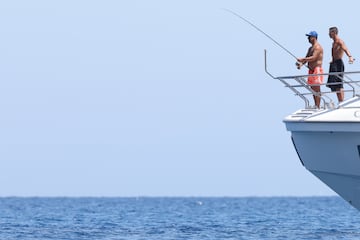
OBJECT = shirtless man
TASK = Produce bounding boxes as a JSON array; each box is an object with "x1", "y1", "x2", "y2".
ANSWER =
[
  {"x1": 327, "y1": 26, "x2": 354, "y2": 103},
  {"x1": 297, "y1": 31, "x2": 324, "y2": 109}
]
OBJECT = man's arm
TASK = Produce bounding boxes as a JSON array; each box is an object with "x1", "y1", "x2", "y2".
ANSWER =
[
  {"x1": 300, "y1": 46, "x2": 320, "y2": 63},
  {"x1": 340, "y1": 39, "x2": 354, "y2": 63},
  {"x1": 297, "y1": 48, "x2": 312, "y2": 64}
]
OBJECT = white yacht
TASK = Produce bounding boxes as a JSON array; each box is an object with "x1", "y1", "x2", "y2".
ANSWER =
[{"x1": 265, "y1": 51, "x2": 360, "y2": 210}]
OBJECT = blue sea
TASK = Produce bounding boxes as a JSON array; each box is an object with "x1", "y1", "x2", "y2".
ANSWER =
[{"x1": 1, "y1": 197, "x2": 360, "y2": 239}]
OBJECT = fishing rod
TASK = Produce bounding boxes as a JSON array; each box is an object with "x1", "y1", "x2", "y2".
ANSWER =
[{"x1": 223, "y1": 8, "x2": 299, "y2": 61}]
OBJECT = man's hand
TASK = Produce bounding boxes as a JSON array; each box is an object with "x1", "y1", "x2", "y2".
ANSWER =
[{"x1": 349, "y1": 56, "x2": 355, "y2": 64}]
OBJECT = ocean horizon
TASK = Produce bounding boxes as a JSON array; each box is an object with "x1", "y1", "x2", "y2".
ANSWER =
[{"x1": 1, "y1": 196, "x2": 359, "y2": 239}]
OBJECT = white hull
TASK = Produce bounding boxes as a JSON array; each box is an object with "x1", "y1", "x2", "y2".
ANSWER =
[
  {"x1": 288, "y1": 125, "x2": 360, "y2": 209},
  {"x1": 284, "y1": 95, "x2": 360, "y2": 210}
]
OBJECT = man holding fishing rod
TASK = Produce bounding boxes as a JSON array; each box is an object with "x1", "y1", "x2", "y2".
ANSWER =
[
  {"x1": 297, "y1": 31, "x2": 324, "y2": 109},
  {"x1": 327, "y1": 26, "x2": 354, "y2": 103}
]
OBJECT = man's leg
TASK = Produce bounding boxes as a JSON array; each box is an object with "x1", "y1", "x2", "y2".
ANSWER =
[
  {"x1": 312, "y1": 85, "x2": 321, "y2": 108},
  {"x1": 336, "y1": 88, "x2": 344, "y2": 102}
]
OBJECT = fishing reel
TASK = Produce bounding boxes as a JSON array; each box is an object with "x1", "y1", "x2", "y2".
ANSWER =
[{"x1": 295, "y1": 62, "x2": 303, "y2": 69}]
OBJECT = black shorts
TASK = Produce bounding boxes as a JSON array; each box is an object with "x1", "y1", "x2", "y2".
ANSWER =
[{"x1": 326, "y1": 59, "x2": 344, "y2": 91}]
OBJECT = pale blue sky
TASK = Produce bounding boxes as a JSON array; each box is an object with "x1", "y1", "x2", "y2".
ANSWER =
[{"x1": 0, "y1": 0, "x2": 358, "y2": 196}]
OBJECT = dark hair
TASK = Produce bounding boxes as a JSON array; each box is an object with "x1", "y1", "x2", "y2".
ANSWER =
[{"x1": 329, "y1": 26, "x2": 338, "y2": 34}]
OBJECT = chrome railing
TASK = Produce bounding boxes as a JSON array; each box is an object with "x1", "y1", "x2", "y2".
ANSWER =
[{"x1": 264, "y1": 50, "x2": 360, "y2": 109}]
